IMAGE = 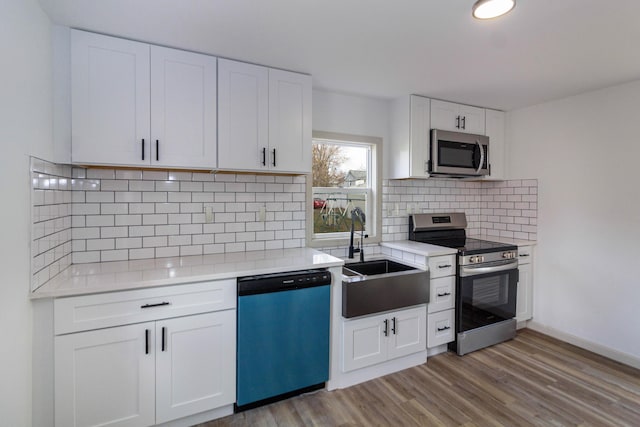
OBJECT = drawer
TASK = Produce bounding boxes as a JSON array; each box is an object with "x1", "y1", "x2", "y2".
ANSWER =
[
  {"x1": 427, "y1": 309, "x2": 455, "y2": 348},
  {"x1": 518, "y1": 245, "x2": 533, "y2": 265},
  {"x1": 428, "y1": 276, "x2": 455, "y2": 313},
  {"x1": 428, "y1": 254, "x2": 456, "y2": 278},
  {"x1": 54, "y1": 279, "x2": 236, "y2": 335}
]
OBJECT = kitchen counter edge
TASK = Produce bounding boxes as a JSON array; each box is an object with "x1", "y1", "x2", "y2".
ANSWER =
[{"x1": 31, "y1": 248, "x2": 344, "y2": 299}]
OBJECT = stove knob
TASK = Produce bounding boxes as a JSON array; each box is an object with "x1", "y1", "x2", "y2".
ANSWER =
[
  {"x1": 469, "y1": 256, "x2": 477, "y2": 263},
  {"x1": 480, "y1": 256, "x2": 485, "y2": 263},
  {"x1": 503, "y1": 252, "x2": 510, "y2": 259}
]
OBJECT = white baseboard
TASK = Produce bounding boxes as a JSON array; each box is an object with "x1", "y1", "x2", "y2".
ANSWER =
[{"x1": 526, "y1": 321, "x2": 640, "y2": 370}]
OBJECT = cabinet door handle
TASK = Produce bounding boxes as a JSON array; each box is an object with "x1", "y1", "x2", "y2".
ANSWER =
[
  {"x1": 272, "y1": 148, "x2": 276, "y2": 167},
  {"x1": 156, "y1": 140, "x2": 159, "y2": 162},
  {"x1": 455, "y1": 115, "x2": 460, "y2": 129},
  {"x1": 261, "y1": 147, "x2": 266, "y2": 166},
  {"x1": 161, "y1": 327, "x2": 166, "y2": 352},
  {"x1": 140, "y1": 301, "x2": 170, "y2": 309},
  {"x1": 438, "y1": 264, "x2": 452, "y2": 269},
  {"x1": 391, "y1": 317, "x2": 397, "y2": 335},
  {"x1": 437, "y1": 292, "x2": 451, "y2": 297},
  {"x1": 141, "y1": 139, "x2": 145, "y2": 161},
  {"x1": 462, "y1": 116, "x2": 466, "y2": 130},
  {"x1": 437, "y1": 326, "x2": 451, "y2": 332},
  {"x1": 383, "y1": 319, "x2": 389, "y2": 337},
  {"x1": 145, "y1": 329, "x2": 150, "y2": 354}
]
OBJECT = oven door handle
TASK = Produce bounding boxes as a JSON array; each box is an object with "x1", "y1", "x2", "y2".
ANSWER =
[
  {"x1": 460, "y1": 261, "x2": 518, "y2": 277},
  {"x1": 475, "y1": 139, "x2": 485, "y2": 174}
]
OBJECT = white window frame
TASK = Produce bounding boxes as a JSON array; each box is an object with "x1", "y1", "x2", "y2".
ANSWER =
[{"x1": 307, "y1": 131, "x2": 382, "y2": 248}]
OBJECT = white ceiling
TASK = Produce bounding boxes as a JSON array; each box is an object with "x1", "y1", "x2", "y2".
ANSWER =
[{"x1": 38, "y1": 0, "x2": 640, "y2": 111}]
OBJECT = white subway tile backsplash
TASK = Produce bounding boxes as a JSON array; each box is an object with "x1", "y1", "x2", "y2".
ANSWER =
[{"x1": 33, "y1": 161, "x2": 536, "y2": 276}]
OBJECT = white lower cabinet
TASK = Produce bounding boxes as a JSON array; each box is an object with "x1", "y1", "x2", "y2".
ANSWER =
[
  {"x1": 427, "y1": 309, "x2": 455, "y2": 348},
  {"x1": 516, "y1": 245, "x2": 534, "y2": 323},
  {"x1": 54, "y1": 280, "x2": 236, "y2": 427},
  {"x1": 156, "y1": 311, "x2": 235, "y2": 424},
  {"x1": 427, "y1": 255, "x2": 456, "y2": 349},
  {"x1": 342, "y1": 305, "x2": 426, "y2": 372},
  {"x1": 55, "y1": 323, "x2": 156, "y2": 427}
]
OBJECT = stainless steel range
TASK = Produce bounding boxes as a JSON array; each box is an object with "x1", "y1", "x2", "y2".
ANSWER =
[{"x1": 409, "y1": 213, "x2": 519, "y2": 355}]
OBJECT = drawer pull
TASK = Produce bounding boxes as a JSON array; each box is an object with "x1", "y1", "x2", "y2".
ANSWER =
[
  {"x1": 519, "y1": 254, "x2": 530, "y2": 257},
  {"x1": 437, "y1": 292, "x2": 451, "y2": 297},
  {"x1": 438, "y1": 264, "x2": 452, "y2": 269},
  {"x1": 141, "y1": 301, "x2": 171, "y2": 309},
  {"x1": 437, "y1": 326, "x2": 451, "y2": 332}
]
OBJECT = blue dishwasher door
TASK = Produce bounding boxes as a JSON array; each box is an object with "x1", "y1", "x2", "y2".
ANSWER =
[{"x1": 236, "y1": 284, "x2": 330, "y2": 408}]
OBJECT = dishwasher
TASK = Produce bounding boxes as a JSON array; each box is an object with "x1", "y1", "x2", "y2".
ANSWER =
[{"x1": 235, "y1": 269, "x2": 332, "y2": 411}]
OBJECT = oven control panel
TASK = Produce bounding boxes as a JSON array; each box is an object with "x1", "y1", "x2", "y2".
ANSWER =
[{"x1": 461, "y1": 250, "x2": 518, "y2": 265}]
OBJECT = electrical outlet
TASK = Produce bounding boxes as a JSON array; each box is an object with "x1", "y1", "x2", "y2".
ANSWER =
[
  {"x1": 204, "y1": 206, "x2": 213, "y2": 223},
  {"x1": 394, "y1": 203, "x2": 400, "y2": 216},
  {"x1": 259, "y1": 206, "x2": 267, "y2": 222}
]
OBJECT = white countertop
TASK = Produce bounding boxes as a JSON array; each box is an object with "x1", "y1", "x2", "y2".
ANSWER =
[
  {"x1": 32, "y1": 248, "x2": 344, "y2": 299},
  {"x1": 380, "y1": 241, "x2": 458, "y2": 257}
]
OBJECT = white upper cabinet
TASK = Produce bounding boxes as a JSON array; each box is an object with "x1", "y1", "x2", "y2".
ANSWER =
[
  {"x1": 218, "y1": 58, "x2": 312, "y2": 173},
  {"x1": 71, "y1": 30, "x2": 151, "y2": 166},
  {"x1": 389, "y1": 95, "x2": 430, "y2": 179},
  {"x1": 150, "y1": 46, "x2": 217, "y2": 168},
  {"x1": 217, "y1": 59, "x2": 269, "y2": 171},
  {"x1": 484, "y1": 109, "x2": 506, "y2": 180},
  {"x1": 71, "y1": 30, "x2": 217, "y2": 169},
  {"x1": 431, "y1": 99, "x2": 485, "y2": 135}
]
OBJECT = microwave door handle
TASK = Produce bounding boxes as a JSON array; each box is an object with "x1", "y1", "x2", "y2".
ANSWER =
[{"x1": 475, "y1": 140, "x2": 485, "y2": 174}]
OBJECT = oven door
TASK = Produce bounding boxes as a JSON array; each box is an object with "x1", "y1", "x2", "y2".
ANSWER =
[
  {"x1": 430, "y1": 129, "x2": 490, "y2": 176},
  {"x1": 456, "y1": 262, "x2": 518, "y2": 333}
]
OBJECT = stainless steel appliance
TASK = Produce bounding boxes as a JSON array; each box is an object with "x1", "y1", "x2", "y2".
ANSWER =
[
  {"x1": 409, "y1": 213, "x2": 518, "y2": 355},
  {"x1": 429, "y1": 129, "x2": 490, "y2": 177},
  {"x1": 236, "y1": 269, "x2": 331, "y2": 411}
]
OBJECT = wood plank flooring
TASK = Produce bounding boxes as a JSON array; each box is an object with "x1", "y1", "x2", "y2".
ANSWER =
[{"x1": 199, "y1": 329, "x2": 640, "y2": 426}]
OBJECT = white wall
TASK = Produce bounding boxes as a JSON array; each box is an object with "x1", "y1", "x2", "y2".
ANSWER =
[
  {"x1": 312, "y1": 89, "x2": 390, "y2": 176},
  {"x1": 506, "y1": 80, "x2": 640, "y2": 362},
  {"x1": 0, "y1": 0, "x2": 53, "y2": 424}
]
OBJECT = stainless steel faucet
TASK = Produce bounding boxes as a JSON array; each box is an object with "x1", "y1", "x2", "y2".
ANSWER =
[{"x1": 348, "y1": 207, "x2": 366, "y2": 262}]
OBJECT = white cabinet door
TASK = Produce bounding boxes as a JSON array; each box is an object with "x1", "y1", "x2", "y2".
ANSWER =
[
  {"x1": 484, "y1": 109, "x2": 505, "y2": 180},
  {"x1": 268, "y1": 68, "x2": 312, "y2": 173},
  {"x1": 150, "y1": 46, "x2": 217, "y2": 169},
  {"x1": 342, "y1": 313, "x2": 387, "y2": 372},
  {"x1": 430, "y1": 99, "x2": 460, "y2": 132},
  {"x1": 458, "y1": 104, "x2": 485, "y2": 134},
  {"x1": 71, "y1": 30, "x2": 150, "y2": 166},
  {"x1": 388, "y1": 306, "x2": 426, "y2": 359},
  {"x1": 516, "y1": 261, "x2": 533, "y2": 322},
  {"x1": 431, "y1": 99, "x2": 485, "y2": 134},
  {"x1": 156, "y1": 311, "x2": 236, "y2": 424},
  {"x1": 409, "y1": 95, "x2": 431, "y2": 177},
  {"x1": 217, "y1": 59, "x2": 269, "y2": 171},
  {"x1": 55, "y1": 322, "x2": 155, "y2": 427}
]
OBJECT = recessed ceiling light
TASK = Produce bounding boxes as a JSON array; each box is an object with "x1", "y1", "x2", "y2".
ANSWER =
[{"x1": 472, "y1": 0, "x2": 516, "y2": 20}]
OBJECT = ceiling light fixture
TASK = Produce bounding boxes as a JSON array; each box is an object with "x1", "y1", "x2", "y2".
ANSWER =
[{"x1": 472, "y1": 0, "x2": 516, "y2": 20}]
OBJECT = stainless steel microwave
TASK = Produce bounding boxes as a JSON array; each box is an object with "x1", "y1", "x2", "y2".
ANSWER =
[{"x1": 429, "y1": 129, "x2": 490, "y2": 177}]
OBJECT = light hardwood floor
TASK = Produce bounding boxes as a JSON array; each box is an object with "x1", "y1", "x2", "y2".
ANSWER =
[{"x1": 200, "y1": 329, "x2": 640, "y2": 426}]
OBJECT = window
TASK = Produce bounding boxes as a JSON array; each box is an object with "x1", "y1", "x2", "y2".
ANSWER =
[{"x1": 308, "y1": 131, "x2": 381, "y2": 246}]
